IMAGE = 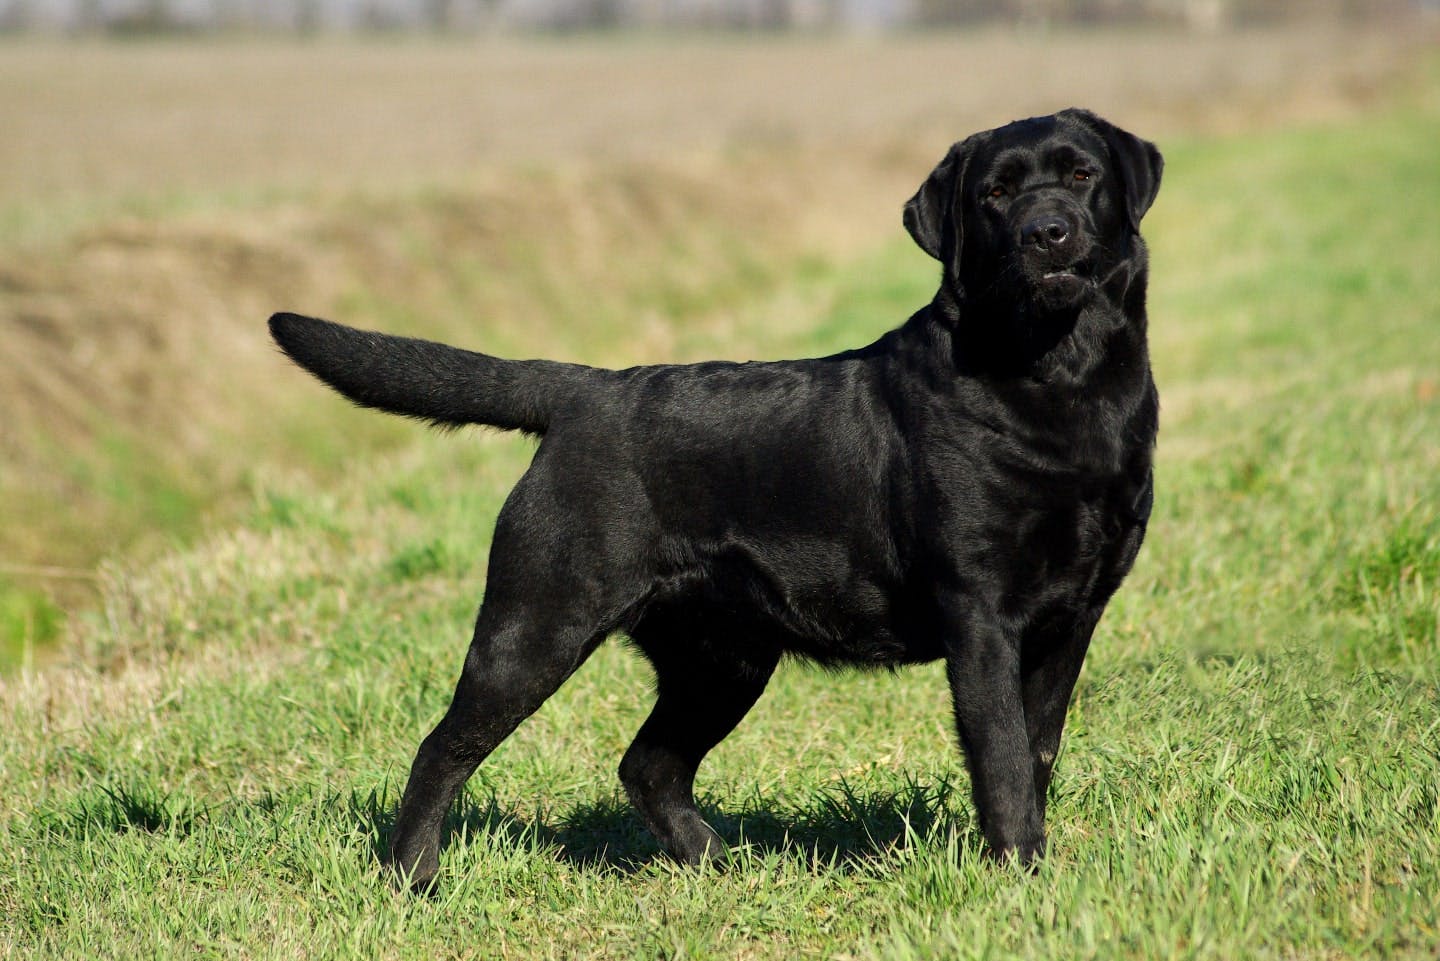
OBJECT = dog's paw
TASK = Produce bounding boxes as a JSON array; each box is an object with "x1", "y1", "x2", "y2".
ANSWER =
[
  {"x1": 987, "y1": 834, "x2": 1047, "y2": 872},
  {"x1": 384, "y1": 845, "x2": 441, "y2": 896}
]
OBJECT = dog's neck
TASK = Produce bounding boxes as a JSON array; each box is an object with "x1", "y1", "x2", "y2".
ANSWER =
[
  {"x1": 919, "y1": 260, "x2": 1151, "y2": 390},
  {"x1": 889, "y1": 290, "x2": 1154, "y2": 480}
]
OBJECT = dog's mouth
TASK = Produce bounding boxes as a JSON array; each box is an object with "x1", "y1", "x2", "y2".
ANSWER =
[
  {"x1": 1040, "y1": 266, "x2": 1083, "y2": 285},
  {"x1": 1031, "y1": 264, "x2": 1094, "y2": 309}
]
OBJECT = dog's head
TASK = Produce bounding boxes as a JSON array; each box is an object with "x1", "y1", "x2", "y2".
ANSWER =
[{"x1": 905, "y1": 109, "x2": 1162, "y2": 334}]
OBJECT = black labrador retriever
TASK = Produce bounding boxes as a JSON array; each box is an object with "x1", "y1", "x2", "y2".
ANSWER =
[{"x1": 269, "y1": 108, "x2": 1162, "y2": 890}]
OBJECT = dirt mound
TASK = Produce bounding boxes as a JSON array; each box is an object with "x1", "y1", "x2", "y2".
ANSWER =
[{"x1": 0, "y1": 153, "x2": 909, "y2": 622}]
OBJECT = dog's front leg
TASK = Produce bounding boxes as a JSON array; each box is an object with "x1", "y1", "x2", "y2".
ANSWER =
[
  {"x1": 941, "y1": 602, "x2": 1046, "y2": 865},
  {"x1": 1020, "y1": 607, "x2": 1102, "y2": 823}
]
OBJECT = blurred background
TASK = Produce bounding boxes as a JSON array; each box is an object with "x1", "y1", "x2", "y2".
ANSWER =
[
  {"x1": 1, "y1": 3, "x2": 1436, "y2": 665},
  {"x1": 0, "y1": 0, "x2": 1432, "y2": 34}
]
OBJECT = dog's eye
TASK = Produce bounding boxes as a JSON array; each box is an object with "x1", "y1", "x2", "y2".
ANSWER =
[
  {"x1": 987, "y1": 185, "x2": 1007, "y2": 199},
  {"x1": 1073, "y1": 169, "x2": 1092, "y2": 183}
]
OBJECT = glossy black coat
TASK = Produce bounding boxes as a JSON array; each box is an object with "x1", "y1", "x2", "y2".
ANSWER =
[{"x1": 269, "y1": 108, "x2": 1162, "y2": 891}]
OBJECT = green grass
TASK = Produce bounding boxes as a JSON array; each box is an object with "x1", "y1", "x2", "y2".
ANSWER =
[{"x1": 3, "y1": 101, "x2": 1439, "y2": 959}]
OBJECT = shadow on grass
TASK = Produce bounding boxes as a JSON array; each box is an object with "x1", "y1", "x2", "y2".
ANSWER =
[
  {"x1": 354, "y1": 775, "x2": 971, "y2": 878},
  {"x1": 42, "y1": 780, "x2": 208, "y2": 839}
]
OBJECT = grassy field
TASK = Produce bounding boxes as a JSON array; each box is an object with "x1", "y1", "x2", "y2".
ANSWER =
[{"x1": 2, "y1": 55, "x2": 1438, "y2": 958}]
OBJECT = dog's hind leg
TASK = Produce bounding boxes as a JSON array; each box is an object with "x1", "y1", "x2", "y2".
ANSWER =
[
  {"x1": 385, "y1": 556, "x2": 616, "y2": 893},
  {"x1": 619, "y1": 633, "x2": 779, "y2": 865},
  {"x1": 386, "y1": 597, "x2": 609, "y2": 892}
]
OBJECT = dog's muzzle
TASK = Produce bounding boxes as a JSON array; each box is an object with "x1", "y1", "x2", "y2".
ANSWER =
[{"x1": 1018, "y1": 211, "x2": 1096, "y2": 311}]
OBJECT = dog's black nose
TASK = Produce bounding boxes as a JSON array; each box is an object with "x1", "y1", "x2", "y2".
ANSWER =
[{"x1": 1021, "y1": 215, "x2": 1072, "y2": 250}]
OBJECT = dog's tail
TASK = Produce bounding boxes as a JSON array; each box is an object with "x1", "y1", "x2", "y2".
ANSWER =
[{"x1": 268, "y1": 312, "x2": 594, "y2": 436}]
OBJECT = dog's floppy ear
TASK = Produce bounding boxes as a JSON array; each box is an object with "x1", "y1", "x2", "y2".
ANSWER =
[
  {"x1": 1061, "y1": 108, "x2": 1163, "y2": 232},
  {"x1": 903, "y1": 137, "x2": 975, "y2": 263}
]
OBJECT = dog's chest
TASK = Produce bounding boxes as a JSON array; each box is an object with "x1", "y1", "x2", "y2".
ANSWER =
[
  {"x1": 971, "y1": 463, "x2": 1149, "y2": 624},
  {"x1": 917, "y1": 399, "x2": 1151, "y2": 614}
]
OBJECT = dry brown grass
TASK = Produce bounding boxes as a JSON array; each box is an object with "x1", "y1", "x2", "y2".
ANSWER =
[{"x1": 0, "y1": 26, "x2": 1432, "y2": 617}]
